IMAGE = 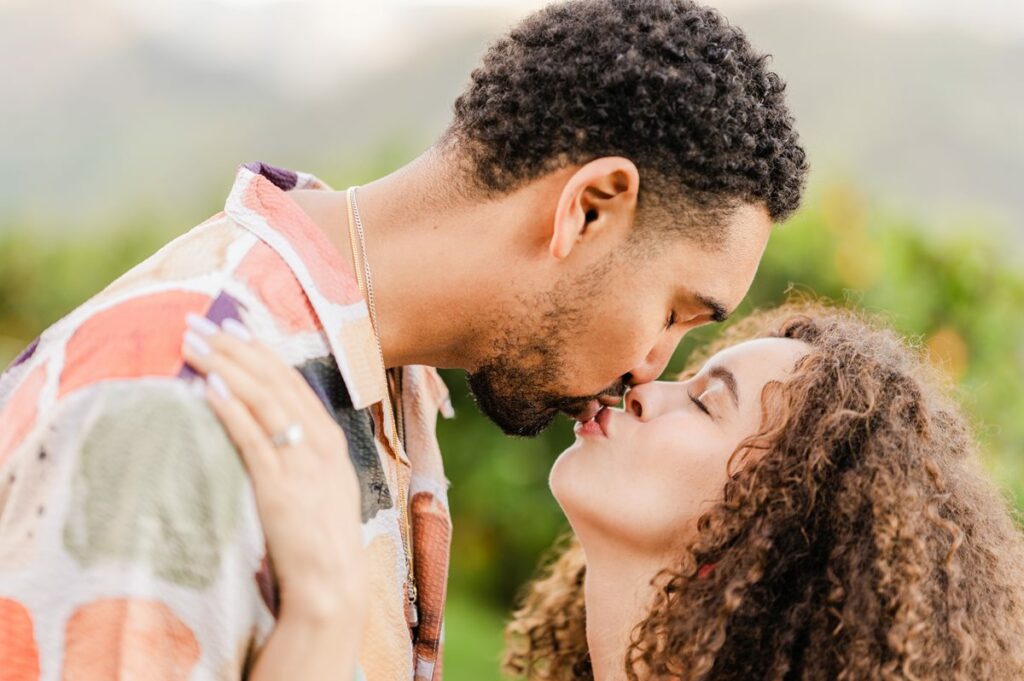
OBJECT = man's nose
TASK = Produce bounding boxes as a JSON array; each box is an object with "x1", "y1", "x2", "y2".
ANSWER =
[{"x1": 625, "y1": 336, "x2": 678, "y2": 387}]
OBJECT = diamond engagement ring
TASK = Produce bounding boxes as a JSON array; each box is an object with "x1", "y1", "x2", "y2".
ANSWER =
[{"x1": 270, "y1": 423, "x2": 304, "y2": 448}]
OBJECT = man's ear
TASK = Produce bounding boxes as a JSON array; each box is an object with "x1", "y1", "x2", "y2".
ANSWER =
[{"x1": 549, "y1": 157, "x2": 640, "y2": 260}]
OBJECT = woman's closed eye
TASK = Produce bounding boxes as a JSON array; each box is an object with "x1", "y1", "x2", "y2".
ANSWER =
[{"x1": 688, "y1": 391, "x2": 712, "y2": 418}]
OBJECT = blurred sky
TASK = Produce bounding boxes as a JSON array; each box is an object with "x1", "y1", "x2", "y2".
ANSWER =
[{"x1": 1, "y1": 0, "x2": 1022, "y2": 252}]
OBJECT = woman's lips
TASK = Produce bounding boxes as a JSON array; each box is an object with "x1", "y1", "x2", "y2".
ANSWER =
[
  {"x1": 574, "y1": 406, "x2": 611, "y2": 438},
  {"x1": 596, "y1": 406, "x2": 612, "y2": 435}
]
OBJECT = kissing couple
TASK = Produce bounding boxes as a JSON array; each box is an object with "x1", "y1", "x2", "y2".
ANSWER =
[{"x1": 2, "y1": 1, "x2": 1023, "y2": 680}]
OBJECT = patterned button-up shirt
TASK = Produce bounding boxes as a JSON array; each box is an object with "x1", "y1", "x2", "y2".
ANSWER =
[{"x1": 0, "y1": 162, "x2": 454, "y2": 681}]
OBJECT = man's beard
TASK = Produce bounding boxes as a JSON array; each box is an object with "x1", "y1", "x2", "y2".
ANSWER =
[
  {"x1": 465, "y1": 303, "x2": 619, "y2": 437},
  {"x1": 467, "y1": 356, "x2": 594, "y2": 437},
  {"x1": 467, "y1": 260, "x2": 623, "y2": 436}
]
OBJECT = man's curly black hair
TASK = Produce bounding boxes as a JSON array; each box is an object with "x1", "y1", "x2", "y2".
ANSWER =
[{"x1": 441, "y1": 0, "x2": 808, "y2": 240}]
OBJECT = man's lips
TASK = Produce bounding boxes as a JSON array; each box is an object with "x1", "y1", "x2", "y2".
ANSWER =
[
  {"x1": 573, "y1": 400, "x2": 604, "y2": 423},
  {"x1": 574, "y1": 406, "x2": 612, "y2": 438},
  {"x1": 569, "y1": 393, "x2": 623, "y2": 423}
]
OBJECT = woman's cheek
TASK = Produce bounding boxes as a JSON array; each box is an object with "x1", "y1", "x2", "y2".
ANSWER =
[
  {"x1": 643, "y1": 416, "x2": 721, "y2": 465},
  {"x1": 649, "y1": 420, "x2": 734, "y2": 497}
]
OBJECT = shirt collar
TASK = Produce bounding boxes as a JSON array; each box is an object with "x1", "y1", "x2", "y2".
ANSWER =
[{"x1": 223, "y1": 161, "x2": 387, "y2": 411}]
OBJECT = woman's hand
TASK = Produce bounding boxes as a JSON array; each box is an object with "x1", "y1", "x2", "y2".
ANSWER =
[{"x1": 181, "y1": 313, "x2": 367, "y2": 677}]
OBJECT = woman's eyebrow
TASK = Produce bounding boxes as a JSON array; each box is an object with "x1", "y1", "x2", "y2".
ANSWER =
[{"x1": 708, "y1": 365, "x2": 740, "y2": 407}]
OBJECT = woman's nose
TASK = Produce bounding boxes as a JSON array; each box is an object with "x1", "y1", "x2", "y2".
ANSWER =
[{"x1": 624, "y1": 382, "x2": 671, "y2": 421}]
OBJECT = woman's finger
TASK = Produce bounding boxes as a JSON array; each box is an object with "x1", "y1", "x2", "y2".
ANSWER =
[
  {"x1": 186, "y1": 315, "x2": 273, "y2": 382},
  {"x1": 204, "y1": 375, "x2": 279, "y2": 480},
  {"x1": 223, "y1": 328, "x2": 327, "y2": 416},
  {"x1": 186, "y1": 315, "x2": 326, "y2": 418},
  {"x1": 224, "y1": 324, "x2": 331, "y2": 419},
  {"x1": 183, "y1": 334, "x2": 295, "y2": 441}
]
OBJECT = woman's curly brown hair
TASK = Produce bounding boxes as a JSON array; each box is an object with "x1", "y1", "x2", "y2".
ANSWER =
[{"x1": 504, "y1": 302, "x2": 1024, "y2": 680}]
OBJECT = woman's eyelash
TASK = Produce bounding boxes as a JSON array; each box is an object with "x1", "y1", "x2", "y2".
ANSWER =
[
  {"x1": 689, "y1": 392, "x2": 711, "y2": 417},
  {"x1": 666, "y1": 311, "x2": 678, "y2": 329}
]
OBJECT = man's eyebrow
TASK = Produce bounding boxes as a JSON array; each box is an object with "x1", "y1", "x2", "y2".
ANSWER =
[
  {"x1": 696, "y1": 294, "x2": 731, "y2": 323},
  {"x1": 708, "y1": 365, "x2": 740, "y2": 407}
]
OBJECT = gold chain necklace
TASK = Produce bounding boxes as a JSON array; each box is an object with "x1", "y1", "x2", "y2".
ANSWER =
[{"x1": 345, "y1": 186, "x2": 419, "y2": 629}]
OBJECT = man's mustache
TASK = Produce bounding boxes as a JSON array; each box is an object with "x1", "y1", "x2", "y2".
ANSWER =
[{"x1": 553, "y1": 380, "x2": 628, "y2": 414}]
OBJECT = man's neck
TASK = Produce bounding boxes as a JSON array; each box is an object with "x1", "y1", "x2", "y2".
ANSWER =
[
  {"x1": 288, "y1": 147, "x2": 515, "y2": 370},
  {"x1": 583, "y1": 543, "x2": 668, "y2": 681}
]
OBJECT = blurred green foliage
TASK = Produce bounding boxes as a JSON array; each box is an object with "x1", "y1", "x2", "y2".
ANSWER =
[{"x1": 1, "y1": 181, "x2": 1021, "y2": 681}]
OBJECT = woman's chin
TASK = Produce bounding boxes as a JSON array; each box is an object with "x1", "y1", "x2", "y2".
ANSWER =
[
  {"x1": 552, "y1": 432, "x2": 597, "y2": 474},
  {"x1": 549, "y1": 448, "x2": 580, "y2": 511},
  {"x1": 549, "y1": 444, "x2": 604, "y2": 523}
]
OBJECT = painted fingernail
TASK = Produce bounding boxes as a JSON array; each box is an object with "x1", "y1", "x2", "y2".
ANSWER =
[
  {"x1": 222, "y1": 318, "x2": 253, "y2": 342},
  {"x1": 183, "y1": 330, "x2": 211, "y2": 357},
  {"x1": 186, "y1": 313, "x2": 219, "y2": 337},
  {"x1": 208, "y1": 372, "x2": 232, "y2": 399}
]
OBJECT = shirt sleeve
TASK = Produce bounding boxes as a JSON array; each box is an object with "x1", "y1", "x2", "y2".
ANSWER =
[{"x1": 0, "y1": 379, "x2": 274, "y2": 680}]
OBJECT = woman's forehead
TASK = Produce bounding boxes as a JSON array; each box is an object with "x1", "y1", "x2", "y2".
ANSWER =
[{"x1": 680, "y1": 337, "x2": 810, "y2": 383}]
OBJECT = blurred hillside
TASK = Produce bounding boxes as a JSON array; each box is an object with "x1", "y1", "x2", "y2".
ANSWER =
[{"x1": 1, "y1": 0, "x2": 1022, "y2": 248}]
